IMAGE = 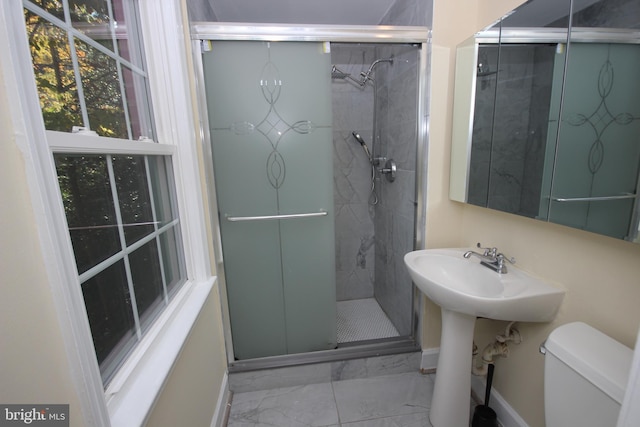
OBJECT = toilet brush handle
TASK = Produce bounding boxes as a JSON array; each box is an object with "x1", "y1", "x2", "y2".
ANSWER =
[{"x1": 485, "y1": 363, "x2": 495, "y2": 406}]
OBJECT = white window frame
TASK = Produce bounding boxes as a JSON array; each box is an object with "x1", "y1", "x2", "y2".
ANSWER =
[{"x1": 0, "y1": 1, "x2": 214, "y2": 426}]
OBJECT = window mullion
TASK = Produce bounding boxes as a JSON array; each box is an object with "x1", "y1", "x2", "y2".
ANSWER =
[
  {"x1": 116, "y1": 60, "x2": 134, "y2": 139},
  {"x1": 104, "y1": 0, "x2": 118, "y2": 56},
  {"x1": 106, "y1": 155, "x2": 142, "y2": 340},
  {"x1": 107, "y1": 0, "x2": 134, "y2": 140},
  {"x1": 145, "y1": 156, "x2": 170, "y2": 304},
  {"x1": 105, "y1": 0, "x2": 133, "y2": 140},
  {"x1": 126, "y1": 219, "x2": 179, "y2": 254},
  {"x1": 77, "y1": 218, "x2": 180, "y2": 284},
  {"x1": 78, "y1": 250, "x2": 124, "y2": 285},
  {"x1": 118, "y1": 1, "x2": 156, "y2": 139},
  {"x1": 60, "y1": 0, "x2": 90, "y2": 129}
]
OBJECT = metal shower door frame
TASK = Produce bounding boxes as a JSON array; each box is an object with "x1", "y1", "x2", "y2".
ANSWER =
[{"x1": 190, "y1": 22, "x2": 431, "y2": 371}]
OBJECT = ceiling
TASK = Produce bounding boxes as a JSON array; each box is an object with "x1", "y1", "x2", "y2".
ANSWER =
[{"x1": 197, "y1": 0, "x2": 398, "y2": 25}]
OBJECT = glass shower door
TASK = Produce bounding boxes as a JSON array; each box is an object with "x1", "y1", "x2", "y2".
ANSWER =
[{"x1": 202, "y1": 41, "x2": 336, "y2": 360}]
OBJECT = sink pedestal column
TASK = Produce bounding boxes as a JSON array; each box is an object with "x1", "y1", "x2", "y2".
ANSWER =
[{"x1": 429, "y1": 308, "x2": 476, "y2": 427}]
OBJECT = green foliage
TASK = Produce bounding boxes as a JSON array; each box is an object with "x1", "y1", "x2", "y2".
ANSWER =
[{"x1": 25, "y1": 0, "x2": 128, "y2": 137}]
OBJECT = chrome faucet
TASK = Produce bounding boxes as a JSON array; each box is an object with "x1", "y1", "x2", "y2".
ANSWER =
[{"x1": 463, "y1": 243, "x2": 515, "y2": 274}]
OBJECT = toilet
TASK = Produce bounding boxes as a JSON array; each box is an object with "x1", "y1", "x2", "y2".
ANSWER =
[{"x1": 543, "y1": 322, "x2": 633, "y2": 426}]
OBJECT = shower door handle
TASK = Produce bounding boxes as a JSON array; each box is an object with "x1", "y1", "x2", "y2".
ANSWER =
[{"x1": 225, "y1": 210, "x2": 328, "y2": 222}]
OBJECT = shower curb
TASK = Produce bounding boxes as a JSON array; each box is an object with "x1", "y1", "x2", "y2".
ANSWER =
[{"x1": 228, "y1": 351, "x2": 422, "y2": 393}]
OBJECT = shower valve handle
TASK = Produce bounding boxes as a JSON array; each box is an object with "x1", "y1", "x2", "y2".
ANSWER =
[{"x1": 379, "y1": 159, "x2": 396, "y2": 183}]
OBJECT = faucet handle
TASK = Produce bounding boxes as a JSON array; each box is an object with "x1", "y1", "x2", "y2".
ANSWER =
[
  {"x1": 497, "y1": 253, "x2": 516, "y2": 265},
  {"x1": 494, "y1": 253, "x2": 516, "y2": 274},
  {"x1": 476, "y1": 242, "x2": 497, "y2": 257}
]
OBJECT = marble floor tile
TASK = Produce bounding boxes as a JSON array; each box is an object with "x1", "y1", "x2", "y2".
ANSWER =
[
  {"x1": 332, "y1": 372, "x2": 433, "y2": 423},
  {"x1": 341, "y1": 412, "x2": 433, "y2": 427},
  {"x1": 226, "y1": 371, "x2": 436, "y2": 427},
  {"x1": 227, "y1": 382, "x2": 339, "y2": 427},
  {"x1": 229, "y1": 363, "x2": 332, "y2": 393},
  {"x1": 331, "y1": 352, "x2": 421, "y2": 382}
]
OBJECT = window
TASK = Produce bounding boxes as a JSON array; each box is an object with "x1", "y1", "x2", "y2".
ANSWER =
[
  {"x1": 53, "y1": 151, "x2": 186, "y2": 384},
  {"x1": 23, "y1": 0, "x2": 186, "y2": 386},
  {"x1": 24, "y1": 0, "x2": 154, "y2": 139}
]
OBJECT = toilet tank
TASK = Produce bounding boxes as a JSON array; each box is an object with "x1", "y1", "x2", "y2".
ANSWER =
[{"x1": 544, "y1": 322, "x2": 632, "y2": 427}]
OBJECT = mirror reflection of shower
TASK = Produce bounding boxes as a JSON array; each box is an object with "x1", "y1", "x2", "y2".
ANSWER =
[{"x1": 331, "y1": 57, "x2": 394, "y2": 88}]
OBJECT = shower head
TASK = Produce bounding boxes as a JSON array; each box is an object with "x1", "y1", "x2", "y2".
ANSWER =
[
  {"x1": 352, "y1": 131, "x2": 366, "y2": 146},
  {"x1": 351, "y1": 131, "x2": 373, "y2": 164},
  {"x1": 331, "y1": 65, "x2": 351, "y2": 80}
]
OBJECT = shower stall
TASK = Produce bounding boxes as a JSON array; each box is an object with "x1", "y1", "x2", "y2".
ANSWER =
[
  {"x1": 331, "y1": 43, "x2": 422, "y2": 343},
  {"x1": 191, "y1": 24, "x2": 429, "y2": 369}
]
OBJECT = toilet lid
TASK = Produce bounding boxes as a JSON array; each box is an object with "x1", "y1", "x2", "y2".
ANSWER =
[{"x1": 545, "y1": 322, "x2": 632, "y2": 404}]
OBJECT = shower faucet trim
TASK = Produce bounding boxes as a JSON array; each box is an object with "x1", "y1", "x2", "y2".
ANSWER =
[
  {"x1": 350, "y1": 131, "x2": 378, "y2": 204},
  {"x1": 332, "y1": 57, "x2": 393, "y2": 88}
]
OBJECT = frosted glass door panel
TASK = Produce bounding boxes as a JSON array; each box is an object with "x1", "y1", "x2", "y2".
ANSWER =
[
  {"x1": 549, "y1": 43, "x2": 640, "y2": 239},
  {"x1": 202, "y1": 41, "x2": 336, "y2": 359},
  {"x1": 279, "y1": 129, "x2": 335, "y2": 354}
]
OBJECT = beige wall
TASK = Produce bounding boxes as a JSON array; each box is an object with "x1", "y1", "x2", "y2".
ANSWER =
[
  {"x1": 429, "y1": 0, "x2": 640, "y2": 425},
  {"x1": 146, "y1": 290, "x2": 228, "y2": 427}
]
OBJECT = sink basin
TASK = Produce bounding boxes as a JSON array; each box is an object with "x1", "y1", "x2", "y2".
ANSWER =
[
  {"x1": 404, "y1": 248, "x2": 565, "y2": 427},
  {"x1": 404, "y1": 248, "x2": 564, "y2": 322}
]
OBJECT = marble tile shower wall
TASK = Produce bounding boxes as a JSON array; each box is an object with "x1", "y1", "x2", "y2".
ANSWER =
[
  {"x1": 564, "y1": 0, "x2": 639, "y2": 28},
  {"x1": 373, "y1": 45, "x2": 420, "y2": 336},
  {"x1": 332, "y1": 45, "x2": 377, "y2": 301},
  {"x1": 379, "y1": 0, "x2": 433, "y2": 26}
]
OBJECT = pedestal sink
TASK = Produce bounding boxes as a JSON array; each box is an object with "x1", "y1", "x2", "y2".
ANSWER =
[{"x1": 404, "y1": 248, "x2": 564, "y2": 427}]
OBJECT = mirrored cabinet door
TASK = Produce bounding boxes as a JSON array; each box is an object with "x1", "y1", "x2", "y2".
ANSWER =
[{"x1": 450, "y1": 0, "x2": 640, "y2": 243}]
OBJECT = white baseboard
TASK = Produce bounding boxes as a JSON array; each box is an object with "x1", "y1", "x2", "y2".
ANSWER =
[
  {"x1": 422, "y1": 349, "x2": 528, "y2": 427},
  {"x1": 420, "y1": 347, "x2": 440, "y2": 372},
  {"x1": 210, "y1": 372, "x2": 231, "y2": 427},
  {"x1": 471, "y1": 375, "x2": 529, "y2": 427}
]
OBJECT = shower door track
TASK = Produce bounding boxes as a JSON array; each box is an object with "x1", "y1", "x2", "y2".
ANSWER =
[
  {"x1": 228, "y1": 337, "x2": 420, "y2": 373},
  {"x1": 191, "y1": 23, "x2": 431, "y2": 372}
]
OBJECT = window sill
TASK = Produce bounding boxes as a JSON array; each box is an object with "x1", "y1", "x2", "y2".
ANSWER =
[{"x1": 106, "y1": 276, "x2": 215, "y2": 427}]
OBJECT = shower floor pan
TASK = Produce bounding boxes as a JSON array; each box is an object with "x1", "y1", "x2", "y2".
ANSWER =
[{"x1": 337, "y1": 298, "x2": 400, "y2": 343}]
